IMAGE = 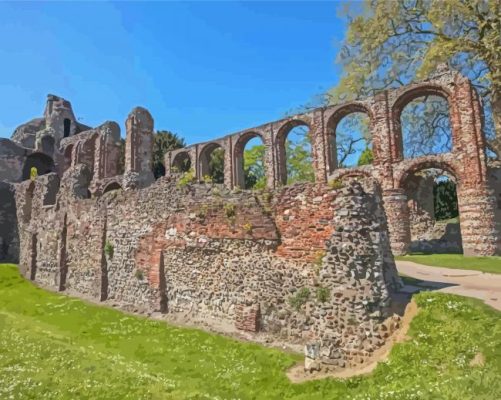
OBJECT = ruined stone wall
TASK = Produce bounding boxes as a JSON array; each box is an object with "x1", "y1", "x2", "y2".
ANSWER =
[{"x1": 15, "y1": 173, "x2": 401, "y2": 369}]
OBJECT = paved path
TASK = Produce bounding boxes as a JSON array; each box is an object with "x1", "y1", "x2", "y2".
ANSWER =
[{"x1": 396, "y1": 260, "x2": 501, "y2": 311}]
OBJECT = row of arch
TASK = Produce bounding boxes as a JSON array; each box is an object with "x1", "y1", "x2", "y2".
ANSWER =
[{"x1": 169, "y1": 83, "x2": 458, "y2": 188}]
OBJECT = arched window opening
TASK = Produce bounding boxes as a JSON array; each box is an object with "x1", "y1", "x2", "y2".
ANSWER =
[
  {"x1": 64, "y1": 119, "x2": 71, "y2": 138},
  {"x1": 199, "y1": 143, "x2": 224, "y2": 184},
  {"x1": 403, "y1": 167, "x2": 462, "y2": 254},
  {"x1": 330, "y1": 112, "x2": 371, "y2": 170},
  {"x1": 234, "y1": 133, "x2": 266, "y2": 189},
  {"x1": 102, "y1": 182, "x2": 122, "y2": 195},
  {"x1": 154, "y1": 163, "x2": 166, "y2": 179},
  {"x1": 171, "y1": 152, "x2": 191, "y2": 173},
  {"x1": 277, "y1": 121, "x2": 314, "y2": 185},
  {"x1": 22, "y1": 153, "x2": 55, "y2": 181},
  {"x1": 400, "y1": 95, "x2": 452, "y2": 159}
]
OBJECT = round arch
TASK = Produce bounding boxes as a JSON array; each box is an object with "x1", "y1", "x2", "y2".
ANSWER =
[
  {"x1": 233, "y1": 131, "x2": 266, "y2": 189},
  {"x1": 199, "y1": 142, "x2": 224, "y2": 183},
  {"x1": 325, "y1": 103, "x2": 373, "y2": 173},
  {"x1": 22, "y1": 153, "x2": 55, "y2": 181},
  {"x1": 395, "y1": 158, "x2": 460, "y2": 190},
  {"x1": 102, "y1": 181, "x2": 122, "y2": 195},
  {"x1": 275, "y1": 119, "x2": 312, "y2": 185},
  {"x1": 392, "y1": 84, "x2": 454, "y2": 160},
  {"x1": 171, "y1": 151, "x2": 192, "y2": 173}
]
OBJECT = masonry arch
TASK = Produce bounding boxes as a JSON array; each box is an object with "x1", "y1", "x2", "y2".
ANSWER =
[
  {"x1": 276, "y1": 119, "x2": 314, "y2": 185},
  {"x1": 171, "y1": 151, "x2": 192, "y2": 173},
  {"x1": 393, "y1": 85, "x2": 454, "y2": 161},
  {"x1": 102, "y1": 181, "x2": 122, "y2": 195},
  {"x1": 199, "y1": 142, "x2": 224, "y2": 183},
  {"x1": 234, "y1": 131, "x2": 267, "y2": 189},
  {"x1": 22, "y1": 153, "x2": 55, "y2": 181},
  {"x1": 326, "y1": 103, "x2": 373, "y2": 173},
  {"x1": 397, "y1": 159, "x2": 463, "y2": 254}
]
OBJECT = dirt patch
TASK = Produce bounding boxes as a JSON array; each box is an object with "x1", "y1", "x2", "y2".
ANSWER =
[
  {"x1": 469, "y1": 352, "x2": 485, "y2": 367},
  {"x1": 286, "y1": 299, "x2": 419, "y2": 383}
]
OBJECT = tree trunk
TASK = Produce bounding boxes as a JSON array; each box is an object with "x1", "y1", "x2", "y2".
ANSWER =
[{"x1": 489, "y1": 88, "x2": 501, "y2": 159}]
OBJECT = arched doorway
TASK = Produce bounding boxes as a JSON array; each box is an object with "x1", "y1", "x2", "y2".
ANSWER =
[
  {"x1": 22, "y1": 153, "x2": 55, "y2": 181},
  {"x1": 102, "y1": 182, "x2": 122, "y2": 195},
  {"x1": 401, "y1": 164, "x2": 462, "y2": 254}
]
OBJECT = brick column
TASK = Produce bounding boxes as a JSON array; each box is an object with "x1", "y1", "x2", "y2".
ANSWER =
[
  {"x1": 382, "y1": 188, "x2": 411, "y2": 255},
  {"x1": 310, "y1": 110, "x2": 328, "y2": 183}
]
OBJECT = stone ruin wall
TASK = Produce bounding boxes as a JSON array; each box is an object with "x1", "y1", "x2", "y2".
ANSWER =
[{"x1": 14, "y1": 169, "x2": 401, "y2": 370}]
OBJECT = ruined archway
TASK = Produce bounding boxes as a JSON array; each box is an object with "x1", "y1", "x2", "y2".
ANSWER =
[
  {"x1": 393, "y1": 85, "x2": 453, "y2": 160},
  {"x1": 276, "y1": 120, "x2": 313, "y2": 185},
  {"x1": 171, "y1": 151, "x2": 192, "y2": 173},
  {"x1": 199, "y1": 143, "x2": 224, "y2": 183},
  {"x1": 102, "y1": 182, "x2": 122, "y2": 195},
  {"x1": 398, "y1": 160, "x2": 463, "y2": 254},
  {"x1": 234, "y1": 131, "x2": 266, "y2": 189},
  {"x1": 326, "y1": 104, "x2": 373, "y2": 173},
  {"x1": 22, "y1": 153, "x2": 55, "y2": 180}
]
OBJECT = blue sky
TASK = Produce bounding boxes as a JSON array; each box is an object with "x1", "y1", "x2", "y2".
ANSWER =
[{"x1": 0, "y1": 1, "x2": 346, "y2": 144}]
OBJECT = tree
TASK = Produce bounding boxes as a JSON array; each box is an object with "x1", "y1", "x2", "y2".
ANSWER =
[
  {"x1": 286, "y1": 130, "x2": 315, "y2": 184},
  {"x1": 332, "y1": 0, "x2": 501, "y2": 158},
  {"x1": 153, "y1": 131, "x2": 186, "y2": 178},
  {"x1": 208, "y1": 148, "x2": 225, "y2": 183},
  {"x1": 434, "y1": 178, "x2": 459, "y2": 220},
  {"x1": 243, "y1": 144, "x2": 266, "y2": 189},
  {"x1": 357, "y1": 147, "x2": 373, "y2": 166}
]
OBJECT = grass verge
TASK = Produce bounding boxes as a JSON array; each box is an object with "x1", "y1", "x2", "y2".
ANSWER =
[
  {"x1": 1, "y1": 263, "x2": 500, "y2": 399},
  {"x1": 395, "y1": 254, "x2": 501, "y2": 274}
]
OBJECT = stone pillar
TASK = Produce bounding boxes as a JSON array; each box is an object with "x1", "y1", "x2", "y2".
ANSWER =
[
  {"x1": 124, "y1": 107, "x2": 154, "y2": 189},
  {"x1": 94, "y1": 122, "x2": 121, "y2": 180},
  {"x1": 310, "y1": 109, "x2": 328, "y2": 184},
  {"x1": 382, "y1": 188, "x2": 411, "y2": 255},
  {"x1": 457, "y1": 184, "x2": 500, "y2": 256}
]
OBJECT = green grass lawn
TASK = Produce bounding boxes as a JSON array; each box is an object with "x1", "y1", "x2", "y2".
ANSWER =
[
  {"x1": 395, "y1": 254, "x2": 501, "y2": 274},
  {"x1": 1, "y1": 263, "x2": 500, "y2": 400}
]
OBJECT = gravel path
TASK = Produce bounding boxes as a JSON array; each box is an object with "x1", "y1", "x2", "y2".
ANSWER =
[{"x1": 396, "y1": 260, "x2": 501, "y2": 311}]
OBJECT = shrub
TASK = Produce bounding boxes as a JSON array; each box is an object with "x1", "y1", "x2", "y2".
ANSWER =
[
  {"x1": 30, "y1": 167, "x2": 38, "y2": 181},
  {"x1": 104, "y1": 241, "x2": 114, "y2": 259},
  {"x1": 196, "y1": 204, "x2": 209, "y2": 219},
  {"x1": 328, "y1": 178, "x2": 344, "y2": 190},
  {"x1": 316, "y1": 287, "x2": 330, "y2": 303},
  {"x1": 224, "y1": 203, "x2": 236, "y2": 219},
  {"x1": 202, "y1": 175, "x2": 213, "y2": 184},
  {"x1": 177, "y1": 169, "x2": 196, "y2": 188},
  {"x1": 242, "y1": 222, "x2": 253, "y2": 233},
  {"x1": 288, "y1": 287, "x2": 310, "y2": 311},
  {"x1": 135, "y1": 269, "x2": 144, "y2": 280},
  {"x1": 313, "y1": 250, "x2": 325, "y2": 266}
]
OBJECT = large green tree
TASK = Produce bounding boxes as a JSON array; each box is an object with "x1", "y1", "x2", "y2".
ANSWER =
[
  {"x1": 153, "y1": 130, "x2": 186, "y2": 178},
  {"x1": 331, "y1": 0, "x2": 501, "y2": 157}
]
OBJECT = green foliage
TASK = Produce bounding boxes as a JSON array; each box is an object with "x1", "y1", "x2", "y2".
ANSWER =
[
  {"x1": 433, "y1": 179, "x2": 459, "y2": 220},
  {"x1": 104, "y1": 241, "x2": 114, "y2": 259},
  {"x1": 134, "y1": 269, "x2": 144, "y2": 280},
  {"x1": 208, "y1": 148, "x2": 225, "y2": 184},
  {"x1": 196, "y1": 204, "x2": 208, "y2": 219},
  {"x1": 357, "y1": 147, "x2": 373, "y2": 166},
  {"x1": 316, "y1": 287, "x2": 330, "y2": 303},
  {"x1": 328, "y1": 178, "x2": 344, "y2": 190},
  {"x1": 286, "y1": 130, "x2": 315, "y2": 184},
  {"x1": 153, "y1": 130, "x2": 186, "y2": 179},
  {"x1": 223, "y1": 203, "x2": 236, "y2": 220},
  {"x1": 177, "y1": 168, "x2": 196, "y2": 188},
  {"x1": 1, "y1": 264, "x2": 501, "y2": 398},
  {"x1": 332, "y1": 0, "x2": 501, "y2": 158},
  {"x1": 288, "y1": 287, "x2": 310, "y2": 311},
  {"x1": 243, "y1": 144, "x2": 266, "y2": 189},
  {"x1": 242, "y1": 222, "x2": 253, "y2": 234},
  {"x1": 29, "y1": 167, "x2": 38, "y2": 181},
  {"x1": 202, "y1": 174, "x2": 213, "y2": 184}
]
